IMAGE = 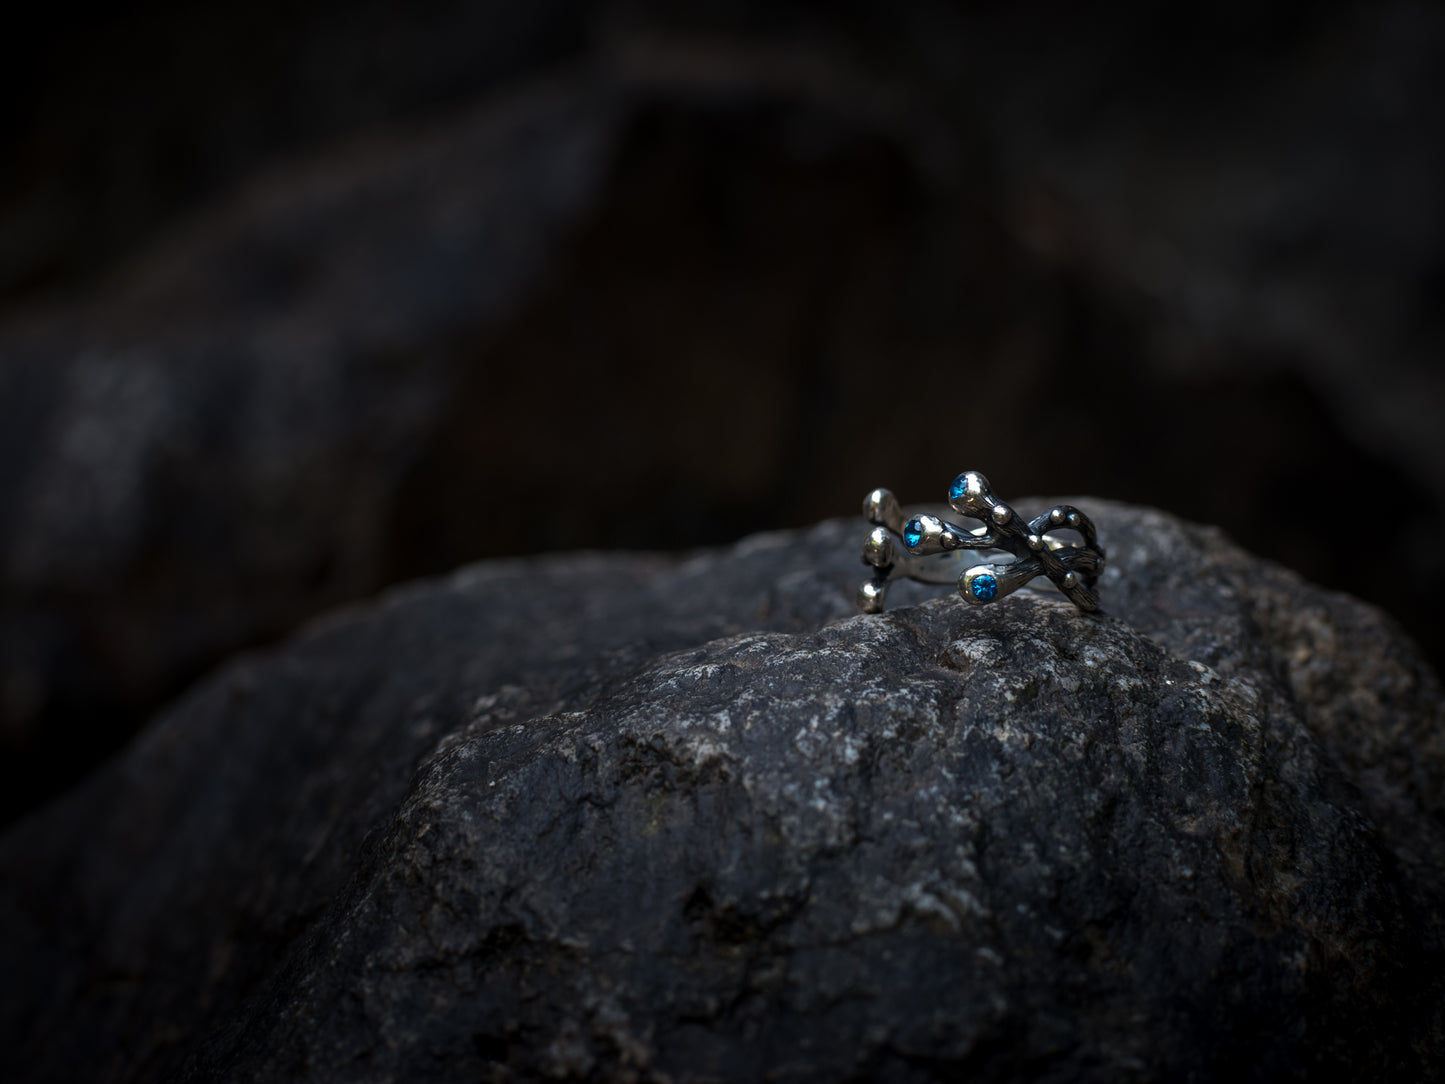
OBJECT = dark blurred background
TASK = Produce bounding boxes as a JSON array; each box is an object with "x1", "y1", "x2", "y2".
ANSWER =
[{"x1": 2, "y1": 0, "x2": 1443, "y2": 827}]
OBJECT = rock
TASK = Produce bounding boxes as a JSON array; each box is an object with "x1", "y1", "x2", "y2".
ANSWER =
[
  {"x1": 2, "y1": 501, "x2": 1442, "y2": 1082},
  {"x1": 8, "y1": 11, "x2": 1445, "y2": 831}
]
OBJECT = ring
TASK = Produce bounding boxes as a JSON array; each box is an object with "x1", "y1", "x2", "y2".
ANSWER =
[{"x1": 857, "y1": 471, "x2": 1105, "y2": 614}]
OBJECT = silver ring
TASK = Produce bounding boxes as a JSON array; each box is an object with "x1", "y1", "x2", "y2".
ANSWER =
[{"x1": 857, "y1": 471, "x2": 1105, "y2": 614}]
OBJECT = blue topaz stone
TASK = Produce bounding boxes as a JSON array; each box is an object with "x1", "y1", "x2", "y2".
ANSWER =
[
  {"x1": 970, "y1": 573, "x2": 998, "y2": 601},
  {"x1": 903, "y1": 519, "x2": 924, "y2": 548},
  {"x1": 949, "y1": 474, "x2": 969, "y2": 501}
]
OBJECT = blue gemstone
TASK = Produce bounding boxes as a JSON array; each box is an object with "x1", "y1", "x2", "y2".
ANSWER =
[
  {"x1": 904, "y1": 519, "x2": 924, "y2": 547},
  {"x1": 970, "y1": 573, "x2": 998, "y2": 601},
  {"x1": 949, "y1": 474, "x2": 969, "y2": 501}
]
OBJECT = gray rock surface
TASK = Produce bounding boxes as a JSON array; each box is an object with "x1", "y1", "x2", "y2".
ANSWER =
[{"x1": 3, "y1": 501, "x2": 1443, "y2": 1082}]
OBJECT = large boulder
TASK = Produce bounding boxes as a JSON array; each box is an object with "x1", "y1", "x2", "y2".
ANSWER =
[{"x1": 2, "y1": 501, "x2": 1443, "y2": 1081}]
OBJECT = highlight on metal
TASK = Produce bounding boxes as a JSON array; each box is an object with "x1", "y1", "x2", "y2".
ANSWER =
[{"x1": 857, "y1": 471, "x2": 1104, "y2": 614}]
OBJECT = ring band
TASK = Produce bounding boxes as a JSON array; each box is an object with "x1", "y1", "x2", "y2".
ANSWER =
[{"x1": 857, "y1": 471, "x2": 1105, "y2": 614}]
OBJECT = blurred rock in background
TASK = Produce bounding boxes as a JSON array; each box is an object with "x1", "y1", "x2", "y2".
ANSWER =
[{"x1": 2, "y1": 0, "x2": 1443, "y2": 826}]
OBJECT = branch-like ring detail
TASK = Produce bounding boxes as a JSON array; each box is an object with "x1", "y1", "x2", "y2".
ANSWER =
[{"x1": 857, "y1": 471, "x2": 1104, "y2": 613}]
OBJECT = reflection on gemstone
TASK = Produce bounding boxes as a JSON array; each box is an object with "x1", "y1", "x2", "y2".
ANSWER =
[
  {"x1": 970, "y1": 573, "x2": 998, "y2": 601},
  {"x1": 904, "y1": 519, "x2": 924, "y2": 547}
]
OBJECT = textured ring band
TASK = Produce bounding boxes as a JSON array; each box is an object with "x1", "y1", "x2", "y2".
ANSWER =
[{"x1": 857, "y1": 471, "x2": 1105, "y2": 614}]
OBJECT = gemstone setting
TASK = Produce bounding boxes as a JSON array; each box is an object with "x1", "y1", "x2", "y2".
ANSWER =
[
  {"x1": 904, "y1": 519, "x2": 924, "y2": 548},
  {"x1": 970, "y1": 573, "x2": 998, "y2": 601},
  {"x1": 949, "y1": 474, "x2": 969, "y2": 501}
]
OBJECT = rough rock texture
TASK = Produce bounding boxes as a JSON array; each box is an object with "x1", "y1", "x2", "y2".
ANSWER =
[{"x1": 3, "y1": 502, "x2": 1444, "y2": 1083}]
